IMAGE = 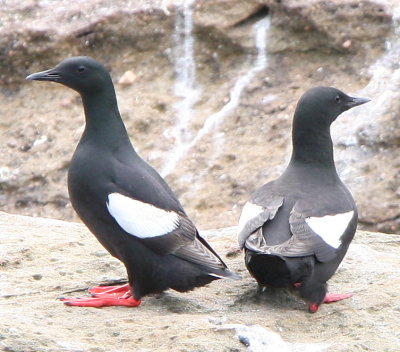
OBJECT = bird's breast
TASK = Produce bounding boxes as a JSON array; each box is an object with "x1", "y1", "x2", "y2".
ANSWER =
[{"x1": 67, "y1": 147, "x2": 113, "y2": 212}]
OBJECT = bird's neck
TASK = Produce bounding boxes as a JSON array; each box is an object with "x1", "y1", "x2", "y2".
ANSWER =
[
  {"x1": 80, "y1": 89, "x2": 132, "y2": 149},
  {"x1": 288, "y1": 120, "x2": 339, "y2": 180}
]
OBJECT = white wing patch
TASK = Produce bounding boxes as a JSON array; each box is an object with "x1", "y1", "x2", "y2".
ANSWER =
[
  {"x1": 106, "y1": 193, "x2": 179, "y2": 239},
  {"x1": 238, "y1": 202, "x2": 264, "y2": 234},
  {"x1": 305, "y1": 210, "x2": 354, "y2": 249}
]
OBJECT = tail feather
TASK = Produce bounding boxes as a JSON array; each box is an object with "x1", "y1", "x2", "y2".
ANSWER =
[{"x1": 206, "y1": 267, "x2": 241, "y2": 280}]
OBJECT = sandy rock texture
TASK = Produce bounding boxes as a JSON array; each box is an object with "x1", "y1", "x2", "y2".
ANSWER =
[
  {"x1": 0, "y1": 0, "x2": 399, "y2": 235},
  {"x1": 1, "y1": 211, "x2": 399, "y2": 352},
  {"x1": 265, "y1": 0, "x2": 392, "y2": 53}
]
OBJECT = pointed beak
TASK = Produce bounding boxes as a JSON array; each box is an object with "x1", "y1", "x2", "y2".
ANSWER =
[
  {"x1": 26, "y1": 68, "x2": 61, "y2": 82},
  {"x1": 346, "y1": 96, "x2": 371, "y2": 109}
]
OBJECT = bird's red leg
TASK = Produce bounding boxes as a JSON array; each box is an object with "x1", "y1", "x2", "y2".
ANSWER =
[
  {"x1": 308, "y1": 292, "x2": 352, "y2": 313},
  {"x1": 88, "y1": 283, "x2": 130, "y2": 297},
  {"x1": 59, "y1": 284, "x2": 141, "y2": 307}
]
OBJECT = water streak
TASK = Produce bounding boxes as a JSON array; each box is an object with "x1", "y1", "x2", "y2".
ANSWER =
[
  {"x1": 191, "y1": 17, "x2": 270, "y2": 147},
  {"x1": 331, "y1": 5, "x2": 400, "y2": 184},
  {"x1": 161, "y1": 0, "x2": 199, "y2": 176},
  {"x1": 333, "y1": 6, "x2": 400, "y2": 147},
  {"x1": 162, "y1": 16, "x2": 271, "y2": 177}
]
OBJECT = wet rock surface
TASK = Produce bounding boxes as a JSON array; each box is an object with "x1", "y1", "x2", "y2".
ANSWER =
[
  {"x1": 0, "y1": 3, "x2": 399, "y2": 229},
  {"x1": 1, "y1": 211, "x2": 400, "y2": 352}
]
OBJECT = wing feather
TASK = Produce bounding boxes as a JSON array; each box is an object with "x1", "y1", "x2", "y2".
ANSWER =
[
  {"x1": 107, "y1": 192, "x2": 226, "y2": 269},
  {"x1": 244, "y1": 208, "x2": 355, "y2": 263},
  {"x1": 238, "y1": 197, "x2": 283, "y2": 248},
  {"x1": 107, "y1": 193, "x2": 180, "y2": 239}
]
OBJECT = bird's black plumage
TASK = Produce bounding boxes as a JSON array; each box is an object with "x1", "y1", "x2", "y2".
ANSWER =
[
  {"x1": 238, "y1": 86, "x2": 370, "y2": 312},
  {"x1": 27, "y1": 56, "x2": 238, "y2": 306}
]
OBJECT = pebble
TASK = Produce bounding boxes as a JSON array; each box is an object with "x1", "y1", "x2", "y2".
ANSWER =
[
  {"x1": 93, "y1": 250, "x2": 108, "y2": 257},
  {"x1": 118, "y1": 70, "x2": 136, "y2": 86},
  {"x1": 208, "y1": 316, "x2": 227, "y2": 325},
  {"x1": 342, "y1": 39, "x2": 352, "y2": 49},
  {"x1": 32, "y1": 273, "x2": 43, "y2": 280}
]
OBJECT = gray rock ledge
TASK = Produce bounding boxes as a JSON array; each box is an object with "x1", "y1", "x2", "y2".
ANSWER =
[{"x1": 1, "y1": 211, "x2": 399, "y2": 351}]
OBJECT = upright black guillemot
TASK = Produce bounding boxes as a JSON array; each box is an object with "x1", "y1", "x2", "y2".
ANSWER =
[
  {"x1": 237, "y1": 86, "x2": 370, "y2": 312},
  {"x1": 27, "y1": 56, "x2": 239, "y2": 307}
]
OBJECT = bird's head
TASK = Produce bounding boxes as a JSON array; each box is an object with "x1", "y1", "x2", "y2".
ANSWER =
[
  {"x1": 294, "y1": 86, "x2": 370, "y2": 126},
  {"x1": 26, "y1": 56, "x2": 113, "y2": 96}
]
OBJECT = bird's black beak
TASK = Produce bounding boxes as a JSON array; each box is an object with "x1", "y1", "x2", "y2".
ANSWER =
[
  {"x1": 26, "y1": 68, "x2": 61, "y2": 82},
  {"x1": 345, "y1": 96, "x2": 371, "y2": 109}
]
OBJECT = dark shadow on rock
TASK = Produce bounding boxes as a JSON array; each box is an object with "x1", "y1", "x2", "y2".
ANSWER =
[{"x1": 232, "y1": 286, "x2": 304, "y2": 311}]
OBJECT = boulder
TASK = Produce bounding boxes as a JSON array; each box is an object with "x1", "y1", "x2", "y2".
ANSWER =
[{"x1": 1, "y1": 211, "x2": 399, "y2": 351}]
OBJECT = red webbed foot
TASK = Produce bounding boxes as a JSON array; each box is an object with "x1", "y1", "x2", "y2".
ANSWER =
[
  {"x1": 323, "y1": 292, "x2": 352, "y2": 303},
  {"x1": 88, "y1": 283, "x2": 130, "y2": 297},
  {"x1": 308, "y1": 292, "x2": 353, "y2": 313},
  {"x1": 60, "y1": 295, "x2": 141, "y2": 307},
  {"x1": 60, "y1": 284, "x2": 141, "y2": 307}
]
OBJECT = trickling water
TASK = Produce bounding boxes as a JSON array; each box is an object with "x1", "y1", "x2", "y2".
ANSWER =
[
  {"x1": 190, "y1": 17, "x2": 270, "y2": 148},
  {"x1": 172, "y1": 0, "x2": 198, "y2": 112},
  {"x1": 162, "y1": 16, "x2": 271, "y2": 177},
  {"x1": 334, "y1": 6, "x2": 400, "y2": 148},
  {"x1": 161, "y1": 0, "x2": 200, "y2": 177},
  {"x1": 331, "y1": 5, "x2": 400, "y2": 184}
]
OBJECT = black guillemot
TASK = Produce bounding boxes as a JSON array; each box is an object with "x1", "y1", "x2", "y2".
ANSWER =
[
  {"x1": 237, "y1": 86, "x2": 370, "y2": 313},
  {"x1": 27, "y1": 56, "x2": 239, "y2": 307}
]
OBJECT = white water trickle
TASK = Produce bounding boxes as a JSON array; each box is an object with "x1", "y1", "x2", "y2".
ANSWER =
[
  {"x1": 331, "y1": 5, "x2": 400, "y2": 180},
  {"x1": 190, "y1": 16, "x2": 270, "y2": 148},
  {"x1": 161, "y1": 0, "x2": 200, "y2": 177},
  {"x1": 162, "y1": 16, "x2": 271, "y2": 178},
  {"x1": 334, "y1": 5, "x2": 400, "y2": 147}
]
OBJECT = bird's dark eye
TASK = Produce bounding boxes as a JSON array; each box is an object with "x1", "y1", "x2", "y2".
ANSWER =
[
  {"x1": 335, "y1": 95, "x2": 341, "y2": 104},
  {"x1": 77, "y1": 66, "x2": 85, "y2": 73}
]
